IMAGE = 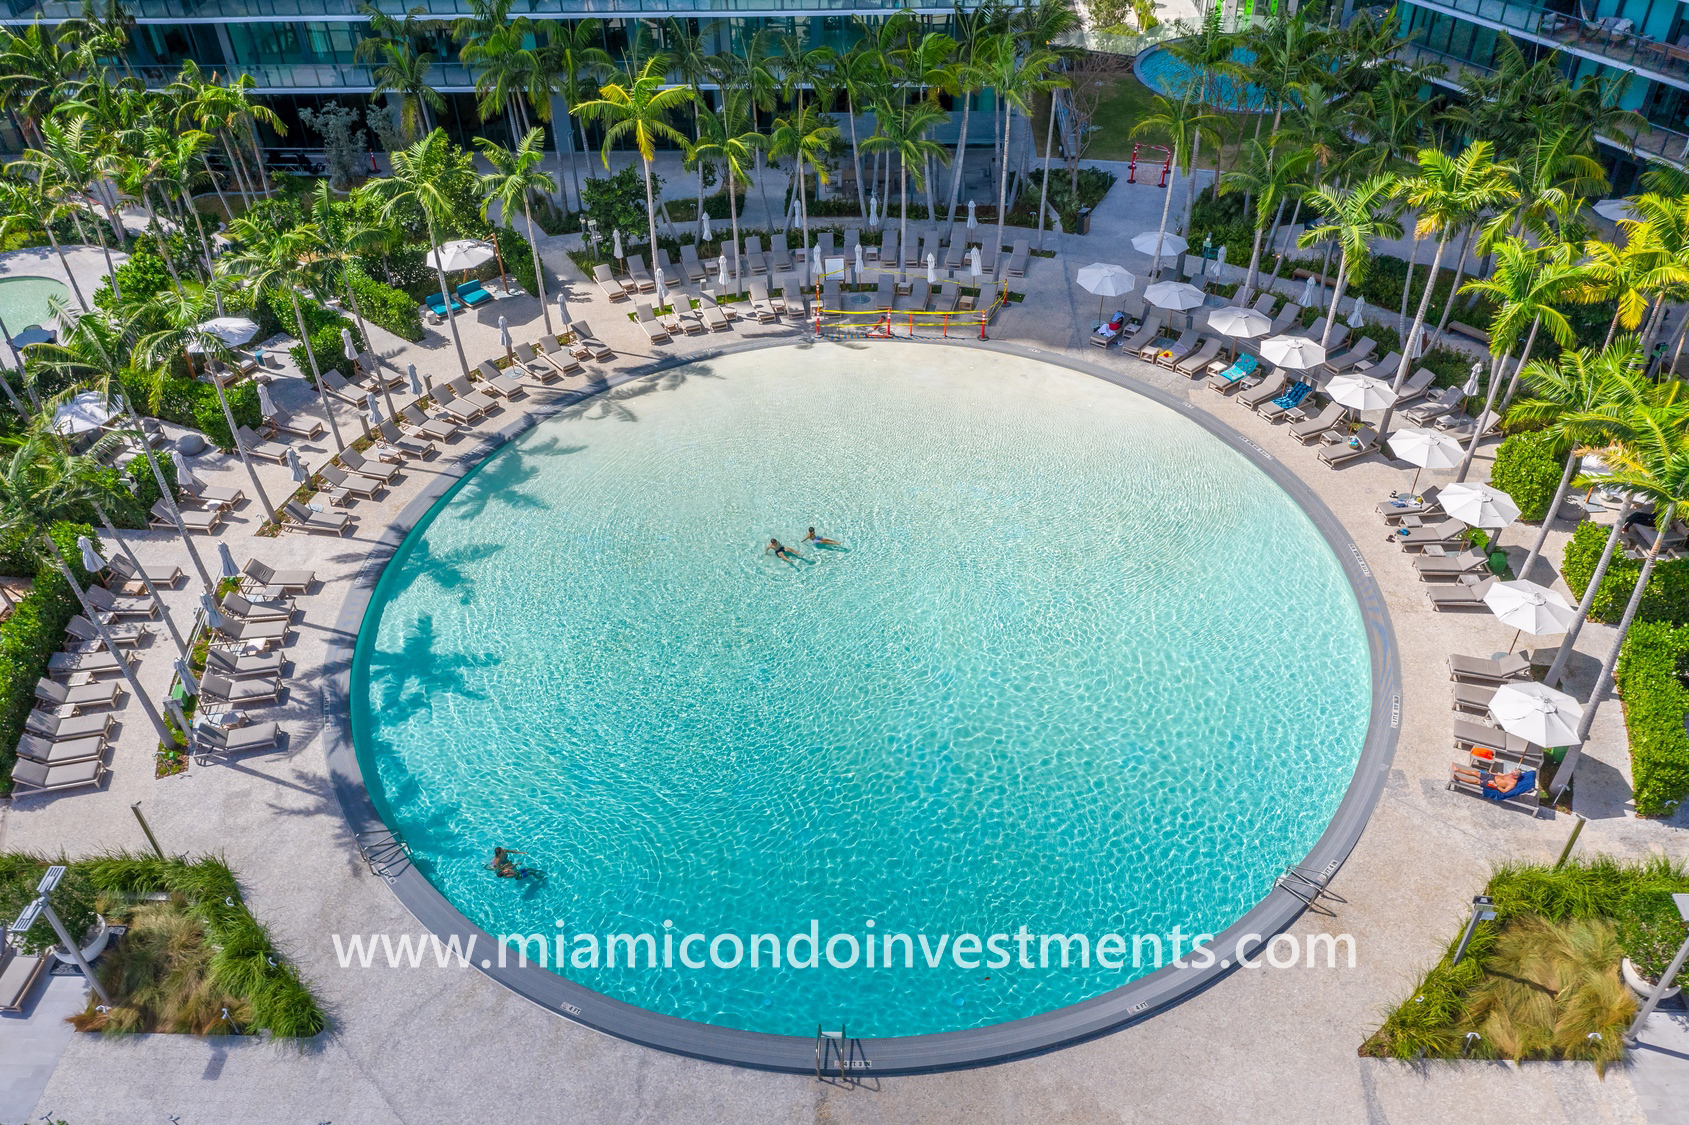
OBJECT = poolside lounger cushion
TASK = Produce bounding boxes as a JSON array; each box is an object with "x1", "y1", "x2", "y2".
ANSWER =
[{"x1": 9, "y1": 756, "x2": 106, "y2": 792}]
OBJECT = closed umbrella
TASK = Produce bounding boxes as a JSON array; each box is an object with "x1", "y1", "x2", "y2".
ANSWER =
[
  {"x1": 341, "y1": 327, "x2": 357, "y2": 368},
  {"x1": 175, "y1": 658, "x2": 200, "y2": 698},
  {"x1": 1440, "y1": 481, "x2": 1519, "y2": 529},
  {"x1": 407, "y1": 363, "x2": 422, "y2": 396},
  {"x1": 498, "y1": 314, "x2": 512, "y2": 359},
  {"x1": 257, "y1": 382, "x2": 277, "y2": 418},
  {"x1": 613, "y1": 230, "x2": 624, "y2": 263},
  {"x1": 1206, "y1": 305, "x2": 1270, "y2": 339},
  {"x1": 425, "y1": 239, "x2": 495, "y2": 273},
  {"x1": 701, "y1": 212, "x2": 713, "y2": 242},
  {"x1": 811, "y1": 241, "x2": 822, "y2": 282},
  {"x1": 967, "y1": 199, "x2": 977, "y2": 230},
  {"x1": 1075, "y1": 262, "x2": 1137, "y2": 322},
  {"x1": 926, "y1": 253, "x2": 936, "y2": 285},
  {"x1": 1489, "y1": 680, "x2": 1584, "y2": 746},
  {"x1": 188, "y1": 316, "x2": 259, "y2": 352},
  {"x1": 1132, "y1": 231, "x2": 1188, "y2": 258},
  {"x1": 285, "y1": 447, "x2": 310, "y2": 485},
  {"x1": 1349, "y1": 295, "x2": 1366, "y2": 328},
  {"x1": 869, "y1": 192, "x2": 880, "y2": 229},
  {"x1": 170, "y1": 449, "x2": 203, "y2": 491},
  {"x1": 217, "y1": 542, "x2": 239, "y2": 581},
  {"x1": 1387, "y1": 426, "x2": 1464, "y2": 492},
  {"x1": 200, "y1": 594, "x2": 226, "y2": 631},
  {"x1": 1326, "y1": 372, "x2": 1396, "y2": 412},
  {"x1": 77, "y1": 536, "x2": 105, "y2": 574},
  {"x1": 969, "y1": 247, "x2": 982, "y2": 283},
  {"x1": 365, "y1": 392, "x2": 382, "y2": 426},
  {"x1": 718, "y1": 254, "x2": 730, "y2": 290},
  {"x1": 854, "y1": 242, "x2": 865, "y2": 280},
  {"x1": 1460, "y1": 362, "x2": 1483, "y2": 398},
  {"x1": 1260, "y1": 334, "x2": 1327, "y2": 370},
  {"x1": 1299, "y1": 274, "x2": 1318, "y2": 306},
  {"x1": 654, "y1": 268, "x2": 667, "y2": 307},
  {"x1": 1142, "y1": 280, "x2": 1206, "y2": 312}
]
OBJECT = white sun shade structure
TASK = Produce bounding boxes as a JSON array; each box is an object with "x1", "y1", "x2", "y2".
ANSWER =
[
  {"x1": 427, "y1": 239, "x2": 495, "y2": 273},
  {"x1": 188, "y1": 316, "x2": 259, "y2": 352},
  {"x1": 1326, "y1": 372, "x2": 1397, "y2": 412},
  {"x1": 1489, "y1": 681, "x2": 1584, "y2": 746},
  {"x1": 1132, "y1": 231, "x2": 1188, "y2": 258},
  {"x1": 1440, "y1": 482, "x2": 1520, "y2": 530},
  {"x1": 1593, "y1": 198, "x2": 1640, "y2": 223},
  {"x1": 1387, "y1": 426, "x2": 1464, "y2": 491},
  {"x1": 1205, "y1": 305, "x2": 1271, "y2": 339},
  {"x1": 1260, "y1": 334, "x2": 1327, "y2": 370},
  {"x1": 1142, "y1": 280, "x2": 1206, "y2": 312},
  {"x1": 53, "y1": 391, "x2": 114, "y2": 435},
  {"x1": 1483, "y1": 578, "x2": 1576, "y2": 653},
  {"x1": 1075, "y1": 262, "x2": 1137, "y2": 321}
]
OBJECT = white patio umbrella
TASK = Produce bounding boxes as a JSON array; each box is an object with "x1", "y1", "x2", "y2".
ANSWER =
[
  {"x1": 1484, "y1": 579, "x2": 1576, "y2": 653},
  {"x1": 654, "y1": 268, "x2": 667, "y2": 307},
  {"x1": 217, "y1": 542, "x2": 240, "y2": 581},
  {"x1": 426, "y1": 239, "x2": 495, "y2": 273},
  {"x1": 407, "y1": 363, "x2": 422, "y2": 396},
  {"x1": 1387, "y1": 426, "x2": 1464, "y2": 492},
  {"x1": 1298, "y1": 275, "x2": 1318, "y2": 306},
  {"x1": 174, "y1": 658, "x2": 200, "y2": 698},
  {"x1": 53, "y1": 391, "x2": 114, "y2": 435},
  {"x1": 967, "y1": 199, "x2": 977, "y2": 230},
  {"x1": 365, "y1": 392, "x2": 382, "y2": 426},
  {"x1": 1142, "y1": 280, "x2": 1205, "y2": 312},
  {"x1": 78, "y1": 535, "x2": 105, "y2": 574},
  {"x1": 498, "y1": 314, "x2": 512, "y2": 357},
  {"x1": 188, "y1": 316, "x2": 259, "y2": 352},
  {"x1": 1327, "y1": 372, "x2": 1396, "y2": 412},
  {"x1": 1206, "y1": 304, "x2": 1270, "y2": 339},
  {"x1": 285, "y1": 447, "x2": 310, "y2": 485},
  {"x1": 701, "y1": 212, "x2": 713, "y2": 241},
  {"x1": 170, "y1": 449, "x2": 203, "y2": 491},
  {"x1": 1132, "y1": 231, "x2": 1188, "y2": 258},
  {"x1": 717, "y1": 254, "x2": 730, "y2": 290},
  {"x1": 1441, "y1": 481, "x2": 1520, "y2": 529},
  {"x1": 1076, "y1": 262, "x2": 1137, "y2": 321},
  {"x1": 1593, "y1": 198, "x2": 1639, "y2": 223},
  {"x1": 1260, "y1": 334, "x2": 1327, "y2": 370},
  {"x1": 926, "y1": 253, "x2": 936, "y2": 285},
  {"x1": 341, "y1": 327, "x2": 357, "y2": 365},
  {"x1": 968, "y1": 247, "x2": 982, "y2": 282},
  {"x1": 1349, "y1": 296, "x2": 1366, "y2": 328},
  {"x1": 257, "y1": 382, "x2": 277, "y2": 418},
  {"x1": 1489, "y1": 681, "x2": 1584, "y2": 746},
  {"x1": 200, "y1": 594, "x2": 227, "y2": 631}
]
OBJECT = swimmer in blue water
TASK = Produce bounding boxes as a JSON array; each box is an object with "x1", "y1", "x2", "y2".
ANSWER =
[
  {"x1": 803, "y1": 526, "x2": 841, "y2": 547},
  {"x1": 767, "y1": 538, "x2": 803, "y2": 563},
  {"x1": 490, "y1": 846, "x2": 533, "y2": 878}
]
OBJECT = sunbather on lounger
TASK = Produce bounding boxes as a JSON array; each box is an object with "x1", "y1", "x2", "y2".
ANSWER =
[{"x1": 1450, "y1": 763, "x2": 1533, "y2": 797}]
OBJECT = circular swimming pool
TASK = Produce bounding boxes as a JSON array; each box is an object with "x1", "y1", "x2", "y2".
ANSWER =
[
  {"x1": 0, "y1": 275, "x2": 70, "y2": 333},
  {"x1": 350, "y1": 343, "x2": 1378, "y2": 1046},
  {"x1": 1135, "y1": 45, "x2": 1271, "y2": 112}
]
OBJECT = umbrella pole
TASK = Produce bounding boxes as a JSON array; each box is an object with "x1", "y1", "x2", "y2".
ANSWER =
[{"x1": 1510, "y1": 627, "x2": 1522, "y2": 654}]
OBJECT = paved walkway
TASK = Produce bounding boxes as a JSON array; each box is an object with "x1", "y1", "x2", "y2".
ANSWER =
[{"x1": 0, "y1": 166, "x2": 1683, "y2": 1125}]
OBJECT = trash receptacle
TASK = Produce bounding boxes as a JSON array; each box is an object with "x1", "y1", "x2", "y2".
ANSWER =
[{"x1": 1076, "y1": 206, "x2": 1092, "y2": 235}]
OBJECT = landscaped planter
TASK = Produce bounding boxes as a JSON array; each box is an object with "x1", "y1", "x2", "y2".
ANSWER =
[
  {"x1": 51, "y1": 914, "x2": 111, "y2": 968},
  {"x1": 1623, "y1": 956, "x2": 1681, "y2": 1000}
]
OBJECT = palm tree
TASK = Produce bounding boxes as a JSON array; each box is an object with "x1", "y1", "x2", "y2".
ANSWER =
[
  {"x1": 541, "y1": 18, "x2": 610, "y2": 209},
  {"x1": 368, "y1": 38, "x2": 443, "y2": 144},
  {"x1": 222, "y1": 209, "x2": 348, "y2": 451},
  {"x1": 771, "y1": 105, "x2": 840, "y2": 264},
  {"x1": 666, "y1": 19, "x2": 719, "y2": 241},
  {"x1": 1131, "y1": 93, "x2": 1223, "y2": 279},
  {"x1": 1581, "y1": 233, "x2": 1665, "y2": 351},
  {"x1": 478, "y1": 129, "x2": 558, "y2": 337},
  {"x1": 834, "y1": 37, "x2": 884, "y2": 222},
  {"x1": 1377, "y1": 142, "x2": 1517, "y2": 434},
  {"x1": 308, "y1": 181, "x2": 399, "y2": 413},
  {"x1": 11, "y1": 113, "x2": 123, "y2": 297},
  {"x1": 1295, "y1": 175, "x2": 1402, "y2": 349},
  {"x1": 978, "y1": 38, "x2": 1059, "y2": 264},
  {"x1": 363, "y1": 129, "x2": 478, "y2": 385},
  {"x1": 1161, "y1": 10, "x2": 1243, "y2": 233},
  {"x1": 1552, "y1": 396, "x2": 1689, "y2": 802},
  {"x1": 1219, "y1": 138, "x2": 1309, "y2": 303},
  {"x1": 863, "y1": 99, "x2": 950, "y2": 285},
  {"x1": 576, "y1": 57, "x2": 695, "y2": 261},
  {"x1": 1454, "y1": 237, "x2": 1580, "y2": 484},
  {"x1": 463, "y1": 22, "x2": 539, "y2": 148},
  {"x1": 687, "y1": 94, "x2": 765, "y2": 290}
]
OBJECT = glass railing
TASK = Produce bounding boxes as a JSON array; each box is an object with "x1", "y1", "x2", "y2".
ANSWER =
[
  {"x1": 7, "y1": 0, "x2": 941, "y2": 19},
  {"x1": 1408, "y1": 0, "x2": 1689, "y2": 87}
]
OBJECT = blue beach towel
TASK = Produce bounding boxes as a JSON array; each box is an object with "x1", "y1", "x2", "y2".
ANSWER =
[
  {"x1": 1480, "y1": 769, "x2": 1537, "y2": 801},
  {"x1": 1271, "y1": 382, "x2": 1311, "y2": 410}
]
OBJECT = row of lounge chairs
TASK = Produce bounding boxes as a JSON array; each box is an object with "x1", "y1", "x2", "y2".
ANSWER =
[{"x1": 1445, "y1": 652, "x2": 1544, "y2": 812}]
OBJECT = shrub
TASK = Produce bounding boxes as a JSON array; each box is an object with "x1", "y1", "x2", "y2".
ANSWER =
[
  {"x1": 91, "y1": 241, "x2": 176, "y2": 322},
  {"x1": 581, "y1": 166, "x2": 661, "y2": 240},
  {"x1": 1491, "y1": 431, "x2": 1566, "y2": 523},
  {"x1": 0, "y1": 522, "x2": 98, "y2": 795},
  {"x1": 1616, "y1": 888, "x2": 1689, "y2": 983},
  {"x1": 118, "y1": 369, "x2": 261, "y2": 452},
  {"x1": 486, "y1": 227, "x2": 540, "y2": 298},
  {"x1": 347, "y1": 264, "x2": 423, "y2": 342},
  {"x1": 287, "y1": 299, "x2": 365, "y2": 385},
  {"x1": 1614, "y1": 622, "x2": 1689, "y2": 817},
  {"x1": 1563, "y1": 520, "x2": 1689, "y2": 627}
]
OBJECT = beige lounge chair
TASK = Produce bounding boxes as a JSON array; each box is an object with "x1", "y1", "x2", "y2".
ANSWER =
[
  {"x1": 635, "y1": 303, "x2": 672, "y2": 342},
  {"x1": 214, "y1": 614, "x2": 292, "y2": 643},
  {"x1": 403, "y1": 404, "x2": 458, "y2": 444},
  {"x1": 151, "y1": 498, "x2": 222, "y2": 534},
  {"x1": 376, "y1": 419, "x2": 435, "y2": 461},
  {"x1": 1290, "y1": 403, "x2": 1347, "y2": 443},
  {"x1": 107, "y1": 553, "x2": 183, "y2": 589},
  {"x1": 237, "y1": 426, "x2": 291, "y2": 464},
  {"x1": 27, "y1": 710, "x2": 115, "y2": 741},
  {"x1": 199, "y1": 671, "x2": 282, "y2": 706},
  {"x1": 1449, "y1": 653, "x2": 1531, "y2": 684},
  {"x1": 1005, "y1": 238, "x2": 1030, "y2": 278},
  {"x1": 207, "y1": 647, "x2": 286, "y2": 680},
  {"x1": 85, "y1": 584, "x2": 157, "y2": 619},
  {"x1": 1237, "y1": 372, "x2": 1288, "y2": 409},
  {"x1": 196, "y1": 720, "x2": 281, "y2": 754},
  {"x1": 10, "y1": 756, "x2": 106, "y2": 792},
  {"x1": 320, "y1": 463, "x2": 383, "y2": 499},
  {"x1": 34, "y1": 677, "x2": 123, "y2": 712},
  {"x1": 17, "y1": 732, "x2": 105, "y2": 765},
  {"x1": 47, "y1": 650, "x2": 132, "y2": 678},
  {"x1": 567, "y1": 323, "x2": 615, "y2": 361},
  {"x1": 626, "y1": 254, "x2": 655, "y2": 291},
  {"x1": 282, "y1": 500, "x2": 352, "y2": 536},
  {"x1": 268, "y1": 409, "x2": 324, "y2": 440},
  {"x1": 245, "y1": 559, "x2": 315, "y2": 593},
  {"x1": 473, "y1": 360, "x2": 527, "y2": 399},
  {"x1": 339, "y1": 447, "x2": 401, "y2": 484}
]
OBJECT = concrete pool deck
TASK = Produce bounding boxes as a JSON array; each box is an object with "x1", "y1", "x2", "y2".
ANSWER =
[{"x1": 0, "y1": 167, "x2": 1683, "y2": 1123}]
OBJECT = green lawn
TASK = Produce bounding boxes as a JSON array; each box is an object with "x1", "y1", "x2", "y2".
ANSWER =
[{"x1": 1081, "y1": 68, "x2": 1260, "y2": 167}]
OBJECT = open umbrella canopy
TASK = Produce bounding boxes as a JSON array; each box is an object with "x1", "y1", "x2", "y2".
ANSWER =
[
  {"x1": 1132, "y1": 231, "x2": 1188, "y2": 258},
  {"x1": 53, "y1": 391, "x2": 114, "y2": 435},
  {"x1": 1441, "y1": 482, "x2": 1520, "y2": 529},
  {"x1": 1206, "y1": 305, "x2": 1271, "y2": 338},
  {"x1": 1075, "y1": 262, "x2": 1137, "y2": 298},
  {"x1": 1388, "y1": 427, "x2": 1464, "y2": 470},
  {"x1": 1593, "y1": 198, "x2": 1639, "y2": 223},
  {"x1": 188, "y1": 317, "x2": 259, "y2": 353},
  {"x1": 426, "y1": 239, "x2": 495, "y2": 273},
  {"x1": 1327, "y1": 372, "x2": 1397, "y2": 411},
  {"x1": 1483, "y1": 579, "x2": 1576, "y2": 635},
  {"x1": 1142, "y1": 280, "x2": 1205, "y2": 311},
  {"x1": 1489, "y1": 681, "x2": 1584, "y2": 746},
  {"x1": 1260, "y1": 334, "x2": 1327, "y2": 370}
]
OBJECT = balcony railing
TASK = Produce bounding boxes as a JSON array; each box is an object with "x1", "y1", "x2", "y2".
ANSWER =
[
  {"x1": 6, "y1": 0, "x2": 945, "y2": 20},
  {"x1": 1397, "y1": 40, "x2": 1689, "y2": 166},
  {"x1": 1406, "y1": 0, "x2": 1689, "y2": 89}
]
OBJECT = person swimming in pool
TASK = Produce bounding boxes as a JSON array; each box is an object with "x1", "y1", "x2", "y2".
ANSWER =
[
  {"x1": 766, "y1": 538, "x2": 802, "y2": 562},
  {"x1": 490, "y1": 846, "x2": 532, "y2": 878},
  {"x1": 803, "y1": 527, "x2": 841, "y2": 547}
]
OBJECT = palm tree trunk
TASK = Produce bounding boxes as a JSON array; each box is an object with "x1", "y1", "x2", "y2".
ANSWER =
[
  {"x1": 1268, "y1": 197, "x2": 1300, "y2": 281},
  {"x1": 1498, "y1": 313, "x2": 1544, "y2": 413},
  {"x1": 181, "y1": 186, "x2": 219, "y2": 302},
  {"x1": 1150, "y1": 155, "x2": 1177, "y2": 281},
  {"x1": 1455, "y1": 349, "x2": 1505, "y2": 482},
  {"x1": 640, "y1": 153, "x2": 661, "y2": 268},
  {"x1": 1321, "y1": 252, "x2": 1350, "y2": 349},
  {"x1": 727, "y1": 161, "x2": 742, "y2": 294},
  {"x1": 1377, "y1": 231, "x2": 1451, "y2": 434},
  {"x1": 755, "y1": 150, "x2": 775, "y2": 233},
  {"x1": 211, "y1": 375, "x2": 275, "y2": 523},
  {"x1": 141, "y1": 191, "x2": 187, "y2": 296},
  {"x1": 946, "y1": 96, "x2": 969, "y2": 224},
  {"x1": 1547, "y1": 499, "x2": 1631, "y2": 690},
  {"x1": 342, "y1": 270, "x2": 395, "y2": 417},
  {"x1": 1183, "y1": 129, "x2": 1203, "y2": 236},
  {"x1": 246, "y1": 118, "x2": 272, "y2": 195},
  {"x1": 797, "y1": 154, "x2": 811, "y2": 267},
  {"x1": 1241, "y1": 218, "x2": 1266, "y2": 304},
  {"x1": 994, "y1": 102, "x2": 1012, "y2": 276},
  {"x1": 121, "y1": 398, "x2": 213, "y2": 592},
  {"x1": 1398, "y1": 232, "x2": 1418, "y2": 322},
  {"x1": 900, "y1": 155, "x2": 910, "y2": 288},
  {"x1": 291, "y1": 291, "x2": 347, "y2": 452},
  {"x1": 41, "y1": 224, "x2": 89, "y2": 310},
  {"x1": 1520, "y1": 447, "x2": 1580, "y2": 582},
  {"x1": 200, "y1": 154, "x2": 234, "y2": 229},
  {"x1": 1553, "y1": 501, "x2": 1677, "y2": 802},
  {"x1": 847, "y1": 95, "x2": 867, "y2": 220},
  {"x1": 1037, "y1": 90, "x2": 1057, "y2": 252},
  {"x1": 525, "y1": 198, "x2": 553, "y2": 337},
  {"x1": 1432, "y1": 223, "x2": 1475, "y2": 344}
]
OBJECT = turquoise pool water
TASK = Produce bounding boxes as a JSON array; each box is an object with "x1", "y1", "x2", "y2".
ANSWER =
[
  {"x1": 0, "y1": 275, "x2": 69, "y2": 333},
  {"x1": 351, "y1": 345, "x2": 1372, "y2": 1038},
  {"x1": 1137, "y1": 46, "x2": 1270, "y2": 112}
]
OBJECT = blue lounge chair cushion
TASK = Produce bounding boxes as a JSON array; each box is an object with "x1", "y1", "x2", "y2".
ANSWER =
[
  {"x1": 1271, "y1": 382, "x2": 1311, "y2": 410},
  {"x1": 1218, "y1": 354, "x2": 1259, "y2": 382},
  {"x1": 456, "y1": 281, "x2": 493, "y2": 306},
  {"x1": 426, "y1": 293, "x2": 466, "y2": 314},
  {"x1": 1481, "y1": 769, "x2": 1537, "y2": 801}
]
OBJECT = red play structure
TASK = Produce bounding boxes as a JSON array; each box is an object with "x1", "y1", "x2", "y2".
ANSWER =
[{"x1": 1127, "y1": 143, "x2": 1173, "y2": 188}]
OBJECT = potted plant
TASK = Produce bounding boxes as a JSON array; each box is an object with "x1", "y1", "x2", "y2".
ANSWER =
[{"x1": 1617, "y1": 889, "x2": 1687, "y2": 999}]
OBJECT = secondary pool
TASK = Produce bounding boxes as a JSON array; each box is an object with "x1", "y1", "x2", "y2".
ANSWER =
[
  {"x1": 1136, "y1": 45, "x2": 1272, "y2": 112},
  {"x1": 0, "y1": 275, "x2": 70, "y2": 334},
  {"x1": 350, "y1": 344, "x2": 1374, "y2": 1040}
]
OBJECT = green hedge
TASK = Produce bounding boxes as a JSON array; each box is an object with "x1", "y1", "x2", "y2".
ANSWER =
[
  {"x1": 119, "y1": 370, "x2": 262, "y2": 452},
  {"x1": 288, "y1": 300, "x2": 365, "y2": 386},
  {"x1": 1614, "y1": 622, "x2": 1689, "y2": 817},
  {"x1": 1491, "y1": 431, "x2": 1566, "y2": 524},
  {"x1": 347, "y1": 264, "x2": 423, "y2": 342},
  {"x1": 0, "y1": 522, "x2": 98, "y2": 795},
  {"x1": 1562, "y1": 519, "x2": 1689, "y2": 626},
  {"x1": 486, "y1": 227, "x2": 540, "y2": 299}
]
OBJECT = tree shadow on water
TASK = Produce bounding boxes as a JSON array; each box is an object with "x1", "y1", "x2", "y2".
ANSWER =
[
  {"x1": 399, "y1": 539, "x2": 507, "y2": 603},
  {"x1": 364, "y1": 613, "x2": 496, "y2": 726}
]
